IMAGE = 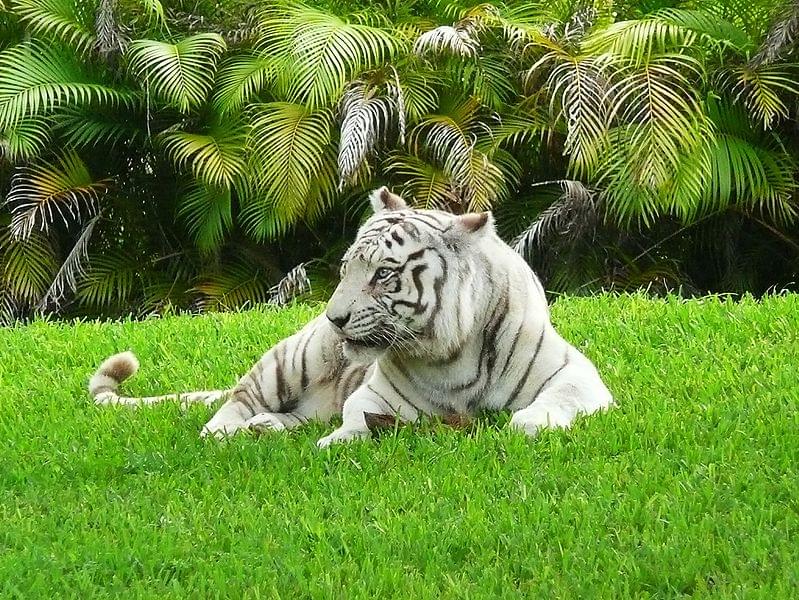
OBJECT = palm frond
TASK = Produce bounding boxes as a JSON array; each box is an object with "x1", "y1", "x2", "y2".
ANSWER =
[
  {"x1": 4, "y1": 150, "x2": 109, "y2": 239},
  {"x1": 489, "y1": 110, "x2": 547, "y2": 150},
  {"x1": 384, "y1": 151, "x2": 452, "y2": 210},
  {"x1": 127, "y1": 33, "x2": 226, "y2": 113},
  {"x1": 391, "y1": 66, "x2": 440, "y2": 124},
  {"x1": 0, "y1": 230, "x2": 56, "y2": 305},
  {"x1": 193, "y1": 259, "x2": 271, "y2": 311},
  {"x1": 0, "y1": 43, "x2": 133, "y2": 129},
  {"x1": 337, "y1": 82, "x2": 398, "y2": 190},
  {"x1": 413, "y1": 24, "x2": 480, "y2": 58},
  {"x1": 749, "y1": 0, "x2": 799, "y2": 67},
  {"x1": 37, "y1": 212, "x2": 99, "y2": 311},
  {"x1": 597, "y1": 135, "x2": 662, "y2": 226},
  {"x1": 599, "y1": 55, "x2": 707, "y2": 222},
  {"x1": 160, "y1": 118, "x2": 247, "y2": 188},
  {"x1": 0, "y1": 288, "x2": 19, "y2": 325},
  {"x1": 543, "y1": 55, "x2": 611, "y2": 178},
  {"x1": 243, "y1": 102, "x2": 336, "y2": 239},
  {"x1": 725, "y1": 64, "x2": 799, "y2": 128},
  {"x1": 492, "y1": 2, "x2": 566, "y2": 55},
  {"x1": 513, "y1": 180, "x2": 597, "y2": 260},
  {"x1": 55, "y1": 105, "x2": 144, "y2": 148},
  {"x1": 75, "y1": 251, "x2": 138, "y2": 309},
  {"x1": 704, "y1": 132, "x2": 796, "y2": 222},
  {"x1": 139, "y1": 0, "x2": 166, "y2": 28},
  {"x1": 460, "y1": 148, "x2": 509, "y2": 212},
  {"x1": 13, "y1": 0, "x2": 94, "y2": 54},
  {"x1": 659, "y1": 135, "x2": 710, "y2": 223},
  {"x1": 561, "y1": 6, "x2": 598, "y2": 45},
  {"x1": 386, "y1": 65, "x2": 405, "y2": 144},
  {"x1": 456, "y1": 53, "x2": 516, "y2": 111},
  {"x1": 585, "y1": 19, "x2": 692, "y2": 65},
  {"x1": 585, "y1": 9, "x2": 751, "y2": 65},
  {"x1": 212, "y1": 53, "x2": 275, "y2": 115},
  {"x1": 409, "y1": 98, "x2": 508, "y2": 211},
  {"x1": 257, "y1": 4, "x2": 397, "y2": 109},
  {"x1": 656, "y1": 8, "x2": 754, "y2": 54},
  {"x1": 95, "y1": 0, "x2": 126, "y2": 59},
  {"x1": 0, "y1": 116, "x2": 49, "y2": 162},
  {"x1": 140, "y1": 259, "x2": 195, "y2": 316},
  {"x1": 268, "y1": 262, "x2": 310, "y2": 305},
  {"x1": 176, "y1": 183, "x2": 232, "y2": 254}
]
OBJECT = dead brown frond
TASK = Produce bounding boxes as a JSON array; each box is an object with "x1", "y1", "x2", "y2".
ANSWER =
[
  {"x1": 749, "y1": 1, "x2": 799, "y2": 67},
  {"x1": 513, "y1": 180, "x2": 599, "y2": 261}
]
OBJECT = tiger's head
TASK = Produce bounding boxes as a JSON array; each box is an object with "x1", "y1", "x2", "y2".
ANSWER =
[{"x1": 326, "y1": 187, "x2": 495, "y2": 363}]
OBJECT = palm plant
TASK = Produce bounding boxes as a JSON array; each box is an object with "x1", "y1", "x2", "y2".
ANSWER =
[{"x1": 1, "y1": 0, "x2": 798, "y2": 324}]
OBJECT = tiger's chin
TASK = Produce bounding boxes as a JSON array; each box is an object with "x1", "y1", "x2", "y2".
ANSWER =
[{"x1": 341, "y1": 337, "x2": 386, "y2": 365}]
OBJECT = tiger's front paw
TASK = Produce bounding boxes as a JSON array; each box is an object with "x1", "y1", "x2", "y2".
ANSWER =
[
  {"x1": 509, "y1": 404, "x2": 573, "y2": 437},
  {"x1": 200, "y1": 422, "x2": 247, "y2": 439},
  {"x1": 246, "y1": 412, "x2": 287, "y2": 434},
  {"x1": 316, "y1": 427, "x2": 370, "y2": 448}
]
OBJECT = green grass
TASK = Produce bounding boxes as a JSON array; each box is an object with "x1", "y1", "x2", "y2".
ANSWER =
[{"x1": 1, "y1": 295, "x2": 798, "y2": 598}]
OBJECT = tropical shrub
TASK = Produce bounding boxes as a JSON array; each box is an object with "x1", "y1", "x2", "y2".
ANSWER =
[{"x1": 1, "y1": 0, "x2": 798, "y2": 323}]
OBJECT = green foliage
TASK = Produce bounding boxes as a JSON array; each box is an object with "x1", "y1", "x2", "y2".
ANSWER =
[
  {"x1": 127, "y1": 34, "x2": 227, "y2": 113},
  {"x1": 0, "y1": 43, "x2": 131, "y2": 128},
  {"x1": 6, "y1": 149, "x2": 109, "y2": 239},
  {"x1": 12, "y1": 0, "x2": 95, "y2": 53},
  {"x1": 161, "y1": 119, "x2": 248, "y2": 188},
  {"x1": 244, "y1": 102, "x2": 337, "y2": 238},
  {"x1": 257, "y1": 3, "x2": 399, "y2": 108},
  {"x1": 0, "y1": 230, "x2": 56, "y2": 305},
  {"x1": 1, "y1": 0, "x2": 799, "y2": 320}
]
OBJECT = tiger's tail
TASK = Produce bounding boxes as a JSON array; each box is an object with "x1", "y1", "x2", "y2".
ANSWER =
[{"x1": 90, "y1": 351, "x2": 230, "y2": 407}]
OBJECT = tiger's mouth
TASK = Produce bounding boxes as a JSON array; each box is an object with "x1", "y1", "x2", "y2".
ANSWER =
[{"x1": 342, "y1": 335, "x2": 385, "y2": 349}]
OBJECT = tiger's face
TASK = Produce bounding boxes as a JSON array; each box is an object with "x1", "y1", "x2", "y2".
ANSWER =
[{"x1": 325, "y1": 187, "x2": 492, "y2": 363}]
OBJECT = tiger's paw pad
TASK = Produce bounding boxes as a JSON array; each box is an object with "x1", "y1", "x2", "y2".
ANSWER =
[
  {"x1": 316, "y1": 428, "x2": 369, "y2": 448},
  {"x1": 246, "y1": 413, "x2": 287, "y2": 433}
]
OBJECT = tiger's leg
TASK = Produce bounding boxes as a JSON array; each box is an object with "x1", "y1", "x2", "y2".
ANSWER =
[
  {"x1": 316, "y1": 388, "x2": 387, "y2": 447},
  {"x1": 316, "y1": 368, "x2": 430, "y2": 448},
  {"x1": 509, "y1": 351, "x2": 613, "y2": 436},
  {"x1": 243, "y1": 386, "x2": 357, "y2": 433},
  {"x1": 201, "y1": 316, "x2": 348, "y2": 438},
  {"x1": 246, "y1": 412, "x2": 305, "y2": 433}
]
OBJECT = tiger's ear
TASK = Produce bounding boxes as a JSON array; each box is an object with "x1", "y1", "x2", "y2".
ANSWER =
[
  {"x1": 451, "y1": 211, "x2": 494, "y2": 236},
  {"x1": 369, "y1": 186, "x2": 407, "y2": 213}
]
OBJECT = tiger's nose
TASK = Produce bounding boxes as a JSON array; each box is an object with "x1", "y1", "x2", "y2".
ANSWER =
[{"x1": 326, "y1": 311, "x2": 351, "y2": 331}]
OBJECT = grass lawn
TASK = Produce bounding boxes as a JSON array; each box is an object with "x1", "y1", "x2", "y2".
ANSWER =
[{"x1": 1, "y1": 295, "x2": 797, "y2": 598}]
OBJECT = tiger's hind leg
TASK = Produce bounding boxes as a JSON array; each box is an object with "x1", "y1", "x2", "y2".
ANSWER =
[
  {"x1": 509, "y1": 351, "x2": 613, "y2": 436},
  {"x1": 203, "y1": 388, "x2": 341, "y2": 438},
  {"x1": 201, "y1": 385, "x2": 346, "y2": 438},
  {"x1": 200, "y1": 315, "x2": 365, "y2": 438},
  {"x1": 246, "y1": 411, "x2": 309, "y2": 433}
]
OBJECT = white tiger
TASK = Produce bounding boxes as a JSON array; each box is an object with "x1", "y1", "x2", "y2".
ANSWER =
[{"x1": 91, "y1": 187, "x2": 613, "y2": 446}]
